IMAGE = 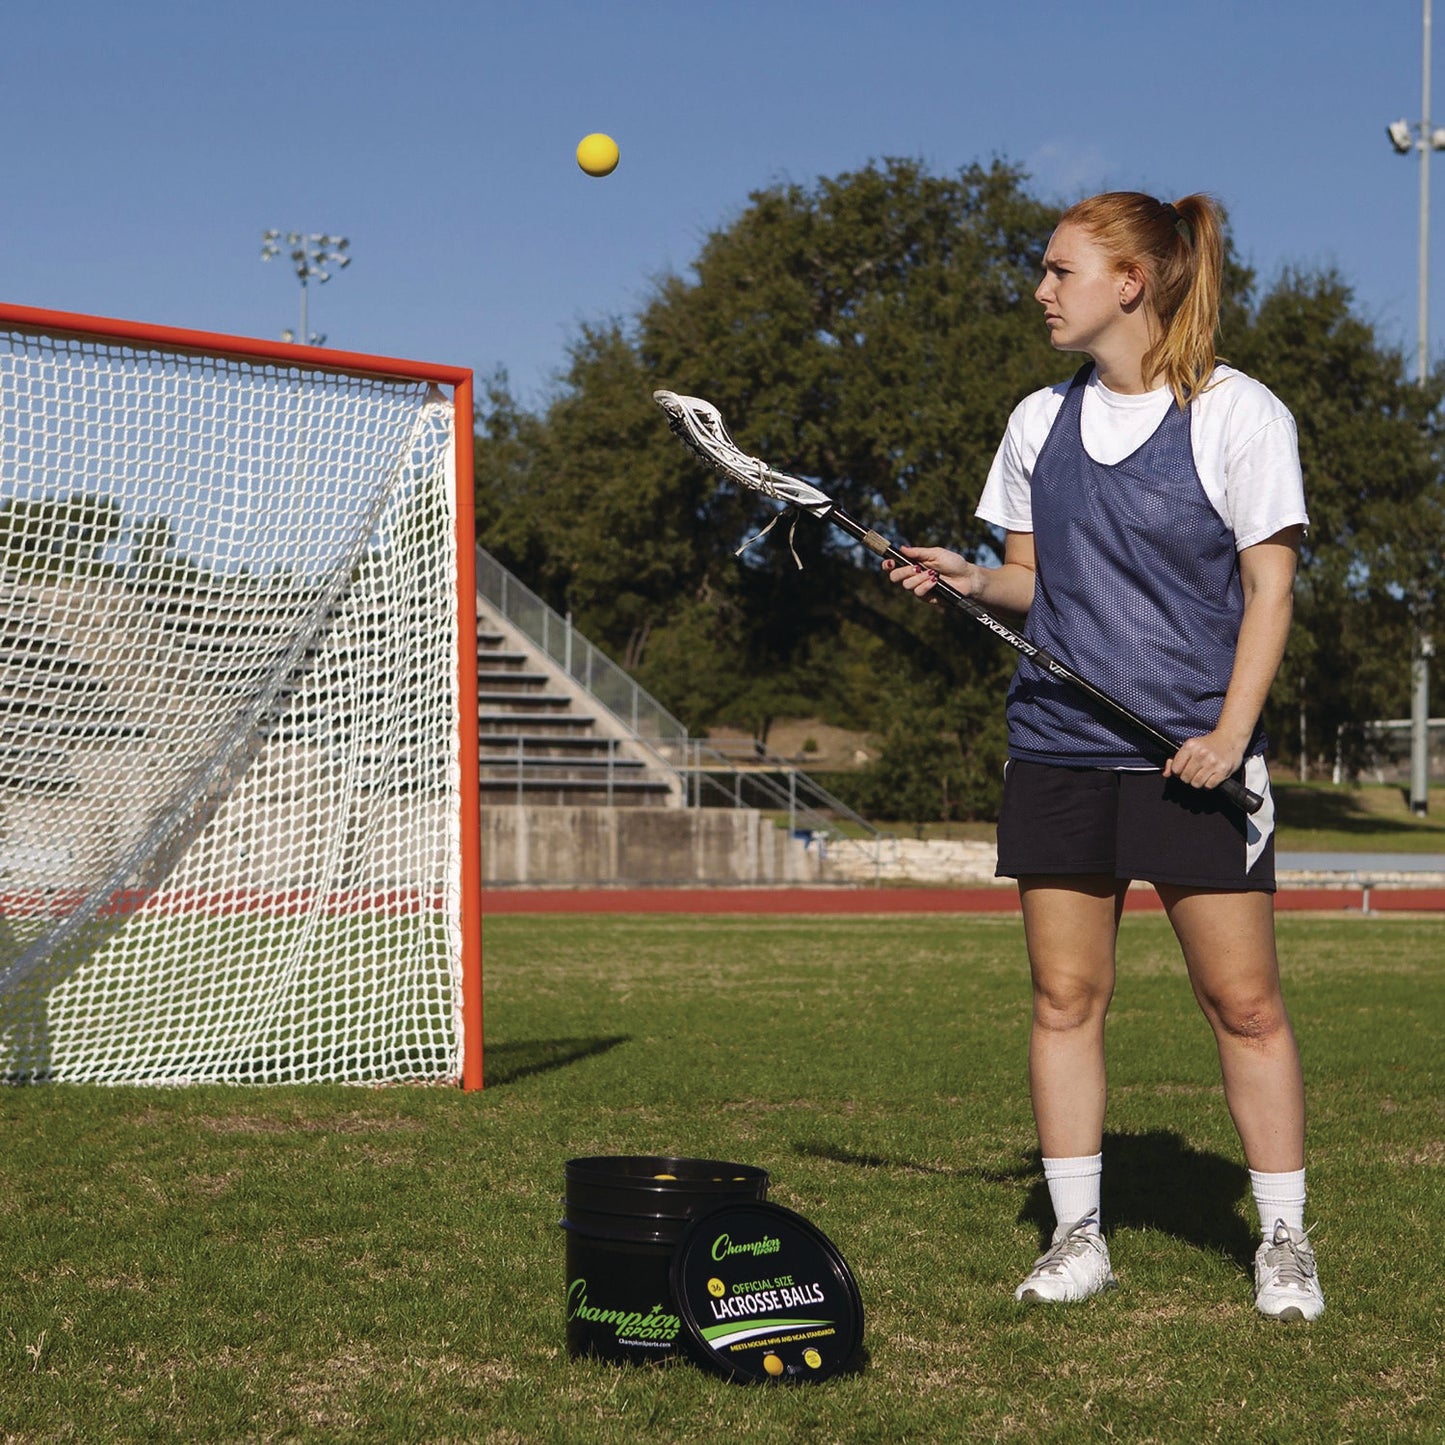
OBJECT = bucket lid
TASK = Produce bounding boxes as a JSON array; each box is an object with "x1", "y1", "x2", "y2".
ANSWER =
[
  {"x1": 565, "y1": 1156, "x2": 767, "y2": 1187},
  {"x1": 561, "y1": 1156, "x2": 770, "y2": 1233},
  {"x1": 670, "y1": 1200, "x2": 863, "y2": 1384}
]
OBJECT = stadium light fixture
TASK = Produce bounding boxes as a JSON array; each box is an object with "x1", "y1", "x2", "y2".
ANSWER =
[{"x1": 260, "y1": 230, "x2": 352, "y2": 347}]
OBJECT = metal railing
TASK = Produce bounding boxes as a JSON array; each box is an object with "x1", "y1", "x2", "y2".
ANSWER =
[
  {"x1": 1332, "y1": 717, "x2": 1445, "y2": 785},
  {"x1": 680, "y1": 739, "x2": 887, "y2": 851},
  {"x1": 482, "y1": 736, "x2": 669, "y2": 806},
  {"x1": 474, "y1": 544, "x2": 890, "y2": 860},
  {"x1": 476, "y1": 545, "x2": 689, "y2": 761}
]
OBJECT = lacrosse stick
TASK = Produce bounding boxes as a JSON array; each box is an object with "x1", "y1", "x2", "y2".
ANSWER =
[{"x1": 653, "y1": 389, "x2": 1263, "y2": 816}]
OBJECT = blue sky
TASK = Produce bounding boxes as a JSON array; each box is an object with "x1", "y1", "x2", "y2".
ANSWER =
[{"x1": 1, "y1": 1, "x2": 1439, "y2": 409}]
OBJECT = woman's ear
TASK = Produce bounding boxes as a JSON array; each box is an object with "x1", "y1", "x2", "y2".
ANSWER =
[{"x1": 1119, "y1": 265, "x2": 1147, "y2": 308}]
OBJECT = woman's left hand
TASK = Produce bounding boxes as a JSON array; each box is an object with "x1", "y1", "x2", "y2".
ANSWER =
[{"x1": 1162, "y1": 731, "x2": 1246, "y2": 791}]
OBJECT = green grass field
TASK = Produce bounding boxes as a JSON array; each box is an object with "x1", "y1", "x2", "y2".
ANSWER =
[
  {"x1": 2, "y1": 911, "x2": 1441, "y2": 1442},
  {"x1": 1270, "y1": 781, "x2": 1445, "y2": 853}
]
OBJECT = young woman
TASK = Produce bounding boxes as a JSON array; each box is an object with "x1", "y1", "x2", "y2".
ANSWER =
[{"x1": 885, "y1": 192, "x2": 1323, "y2": 1321}]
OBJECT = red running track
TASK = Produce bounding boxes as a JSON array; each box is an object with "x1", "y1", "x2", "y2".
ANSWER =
[{"x1": 482, "y1": 886, "x2": 1445, "y2": 915}]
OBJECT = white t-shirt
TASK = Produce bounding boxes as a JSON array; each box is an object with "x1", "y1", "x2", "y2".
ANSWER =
[{"x1": 977, "y1": 365, "x2": 1308, "y2": 549}]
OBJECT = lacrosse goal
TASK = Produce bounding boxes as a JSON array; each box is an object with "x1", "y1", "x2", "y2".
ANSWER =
[{"x1": 0, "y1": 303, "x2": 482, "y2": 1087}]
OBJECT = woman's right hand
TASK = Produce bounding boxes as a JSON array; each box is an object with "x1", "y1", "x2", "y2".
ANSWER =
[{"x1": 881, "y1": 545, "x2": 979, "y2": 602}]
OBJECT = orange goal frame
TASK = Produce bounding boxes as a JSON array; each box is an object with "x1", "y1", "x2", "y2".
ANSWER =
[{"x1": 0, "y1": 301, "x2": 484, "y2": 1089}]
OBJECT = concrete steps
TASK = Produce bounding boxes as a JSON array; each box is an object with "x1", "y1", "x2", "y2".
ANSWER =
[{"x1": 475, "y1": 624, "x2": 679, "y2": 807}]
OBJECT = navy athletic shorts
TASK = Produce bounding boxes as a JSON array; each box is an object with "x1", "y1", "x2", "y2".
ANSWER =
[{"x1": 994, "y1": 757, "x2": 1276, "y2": 892}]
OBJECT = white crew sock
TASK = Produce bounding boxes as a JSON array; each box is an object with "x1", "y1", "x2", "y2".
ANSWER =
[
  {"x1": 1043, "y1": 1153, "x2": 1103, "y2": 1233},
  {"x1": 1249, "y1": 1167, "x2": 1307, "y2": 1235}
]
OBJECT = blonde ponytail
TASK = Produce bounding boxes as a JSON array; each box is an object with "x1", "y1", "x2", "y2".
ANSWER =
[{"x1": 1058, "y1": 191, "x2": 1224, "y2": 407}]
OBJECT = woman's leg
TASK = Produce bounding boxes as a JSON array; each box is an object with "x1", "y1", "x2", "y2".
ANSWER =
[
  {"x1": 1019, "y1": 875, "x2": 1129, "y2": 1158},
  {"x1": 1156, "y1": 885, "x2": 1304, "y2": 1171},
  {"x1": 1158, "y1": 884, "x2": 1322, "y2": 1320},
  {"x1": 1012, "y1": 875, "x2": 1128, "y2": 1303}
]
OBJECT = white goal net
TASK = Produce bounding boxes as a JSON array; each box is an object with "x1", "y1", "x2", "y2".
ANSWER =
[{"x1": 0, "y1": 309, "x2": 478, "y2": 1085}]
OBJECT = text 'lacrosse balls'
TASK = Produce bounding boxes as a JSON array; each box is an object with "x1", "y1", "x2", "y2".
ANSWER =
[
  {"x1": 671, "y1": 1200, "x2": 864, "y2": 1383},
  {"x1": 576, "y1": 132, "x2": 619, "y2": 176}
]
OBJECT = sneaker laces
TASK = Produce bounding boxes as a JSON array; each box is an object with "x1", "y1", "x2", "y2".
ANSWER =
[
  {"x1": 1032, "y1": 1209, "x2": 1105, "y2": 1275},
  {"x1": 1260, "y1": 1220, "x2": 1318, "y2": 1289}
]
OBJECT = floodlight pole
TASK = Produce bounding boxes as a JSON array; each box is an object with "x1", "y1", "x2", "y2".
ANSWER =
[
  {"x1": 1412, "y1": 0, "x2": 1433, "y2": 819},
  {"x1": 1419, "y1": 2, "x2": 1435, "y2": 391},
  {"x1": 260, "y1": 230, "x2": 351, "y2": 348},
  {"x1": 1388, "y1": 0, "x2": 1441, "y2": 815}
]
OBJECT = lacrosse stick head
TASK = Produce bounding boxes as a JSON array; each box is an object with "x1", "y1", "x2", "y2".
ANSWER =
[{"x1": 652, "y1": 390, "x2": 832, "y2": 515}]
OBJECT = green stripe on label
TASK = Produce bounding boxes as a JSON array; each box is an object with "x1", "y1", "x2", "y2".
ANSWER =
[{"x1": 700, "y1": 1316, "x2": 831, "y2": 1344}]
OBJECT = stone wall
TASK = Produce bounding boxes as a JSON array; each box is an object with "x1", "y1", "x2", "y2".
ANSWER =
[
  {"x1": 481, "y1": 805, "x2": 823, "y2": 886},
  {"x1": 822, "y1": 836, "x2": 1002, "y2": 887}
]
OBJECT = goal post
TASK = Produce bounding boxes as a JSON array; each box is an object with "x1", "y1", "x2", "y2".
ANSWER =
[{"x1": 0, "y1": 302, "x2": 483, "y2": 1088}]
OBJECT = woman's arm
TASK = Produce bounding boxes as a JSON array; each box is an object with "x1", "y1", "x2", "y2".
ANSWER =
[
  {"x1": 1163, "y1": 525, "x2": 1303, "y2": 790},
  {"x1": 883, "y1": 530, "x2": 1038, "y2": 616}
]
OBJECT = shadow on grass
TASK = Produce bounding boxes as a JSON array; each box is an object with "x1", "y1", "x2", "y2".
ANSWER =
[
  {"x1": 484, "y1": 1035, "x2": 630, "y2": 1087},
  {"x1": 1275, "y1": 783, "x2": 1445, "y2": 839},
  {"x1": 796, "y1": 1131, "x2": 1253, "y2": 1269},
  {"x1": 1016, "y1": 1129, "x2": 1253, "y2": 1268},
  {"x1": 791, "y1": 1140, "x2": 1036, "y2": 1186}
]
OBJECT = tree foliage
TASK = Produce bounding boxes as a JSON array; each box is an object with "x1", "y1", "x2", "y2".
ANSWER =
[
  {"x1": 1228, "y1": 270, "x2": 1445, "y2": 773},
  {"x1": 474, "y1": 159, "x2": 1445, "y2": 816},
  {"x1": 0, "y1": 495, "x2": 126, "y2": 577}
]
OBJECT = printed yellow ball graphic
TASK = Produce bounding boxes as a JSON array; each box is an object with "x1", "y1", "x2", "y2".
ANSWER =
[
  {"x1": 576, "y1": 133, "x2": 619, "y2": 177},
  {"x1": 763, "y1": 1353, "x2": 784, "y2": 1377},
  {"x1": 707, "y1": 1277, "x2": 726, "y2": 1298},
  {"x1": 803, "y1": 1348, "x2": 823, "y2": 1369}
]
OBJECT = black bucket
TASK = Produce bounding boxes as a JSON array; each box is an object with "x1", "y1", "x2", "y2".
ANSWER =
[{"x1": 561, "y1": 1155, "x2": 769, "y2": 1365}]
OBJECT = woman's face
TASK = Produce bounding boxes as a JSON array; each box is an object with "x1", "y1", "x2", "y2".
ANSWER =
[{"x1": 1034, "y1": 222, "x2": 1129, "y2": 357}]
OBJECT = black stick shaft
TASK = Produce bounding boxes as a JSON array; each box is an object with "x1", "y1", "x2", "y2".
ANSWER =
[{"x1": 827, "y1": 504, "x2": 1264, "y2": 817}]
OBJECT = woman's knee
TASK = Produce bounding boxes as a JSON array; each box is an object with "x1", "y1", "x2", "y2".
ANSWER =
[
  {"x1": 1031, "y1": 972, "x2": 1113, "y2": 1032},
  {"x1": 1202, "y1": 986, "x2": 1290, "y2": 1044}
]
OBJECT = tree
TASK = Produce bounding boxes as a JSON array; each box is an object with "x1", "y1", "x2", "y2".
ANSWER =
[
  {"x1": 0, "y1": 494, "x2": 126, "y2": 578},
  {"x1": 640, "y1": 157, "x2": 1063, "y2": 554},
  {"x1": 1228, "y1": 270, "x2": 1445, "y2": 775},
  {"x1": 474, "y1": 330, "x2": 754, "y2": 729}
]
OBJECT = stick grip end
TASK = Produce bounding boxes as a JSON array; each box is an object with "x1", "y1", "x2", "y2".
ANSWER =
[{"x1": 1220, "y1": 776, "x2": 1264, "y2": 815}]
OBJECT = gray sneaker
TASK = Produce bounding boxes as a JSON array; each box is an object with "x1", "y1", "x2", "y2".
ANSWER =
[
  {"x1": 1254, "y1": 1220, "x2": 1325, "y2": 1321},
  {"x1": 1014, "y1": 1210, "x2": 1117, "y2": 1303}
]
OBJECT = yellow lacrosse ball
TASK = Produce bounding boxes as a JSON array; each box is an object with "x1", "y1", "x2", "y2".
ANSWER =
[{"x1": 576, "y1": 133, "x2": 620, "y2": 177}]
